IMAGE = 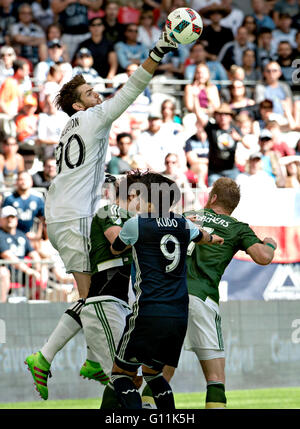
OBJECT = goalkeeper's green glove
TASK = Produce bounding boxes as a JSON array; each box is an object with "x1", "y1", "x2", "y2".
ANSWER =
[{"x1": 149, "y1": 31, "x2": 178, "y2": 63}]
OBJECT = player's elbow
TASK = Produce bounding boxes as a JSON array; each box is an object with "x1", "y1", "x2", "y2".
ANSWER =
[{"x1": 247, "y1": 244, "x2": 274, "y2": 266}]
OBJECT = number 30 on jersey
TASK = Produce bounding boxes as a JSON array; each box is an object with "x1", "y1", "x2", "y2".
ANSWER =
[{"x1": 56, "y1": 133, "x2": 86, "y2": 173}]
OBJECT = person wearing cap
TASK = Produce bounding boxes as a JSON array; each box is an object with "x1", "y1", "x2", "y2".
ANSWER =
[
  {"x1": 200, "y1": 3, "x2": 234, "y2": 61},
  {"x1": 73, "y1": 17, "x2": 118, "y2": 80},
  {"x1": 236, "y1": 151, "x2": 277, "y2": 192},
  {"x1": 194, "y1": 101, "x2": 249, "y2": 186},
  {"x1": 0, "y1": 205, "x2": 42, "y2": 302},
  {"x1": 258, "y1": 128, "x2": 285, "y2": 185},
  {"x1": 33, "y1": 38, "x2": 72, "y2": 85},
  {"x1": 72, "y1": 48, "x2": 101, "y2": 86}
]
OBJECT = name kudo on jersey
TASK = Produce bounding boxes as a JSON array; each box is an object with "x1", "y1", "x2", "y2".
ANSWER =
[{"x1": 156, "y1": 218, "x2": 178, "y2": 228}]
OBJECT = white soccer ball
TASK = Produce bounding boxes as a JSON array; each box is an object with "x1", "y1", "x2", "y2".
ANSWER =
[{"x1": 165, "y1": 7, "x2": 203, "y2": 45}]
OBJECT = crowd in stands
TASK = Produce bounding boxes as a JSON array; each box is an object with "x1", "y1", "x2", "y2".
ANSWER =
[{"x1": 0, "y1": 0, "x2": 300, "y2": 302}]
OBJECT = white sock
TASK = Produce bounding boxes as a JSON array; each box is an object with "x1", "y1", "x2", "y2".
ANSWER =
[{"x1": 41, "y1": 300, "x2": 84, "y2": 364}]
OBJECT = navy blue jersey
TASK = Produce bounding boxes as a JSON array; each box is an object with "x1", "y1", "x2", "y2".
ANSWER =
[
  {"x1": 2, "y1": 192, "x2": 44, "y2": 234},
  {"x1": 0, "y1": 228, "x2": 34, "y2": 257},
  {"x1": 119, "y1": 212, "x2": 199, "y2": 318}
]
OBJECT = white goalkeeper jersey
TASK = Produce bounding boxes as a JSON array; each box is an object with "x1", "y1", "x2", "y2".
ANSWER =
[{"x1": 45, "y1": 65, "x2": 152, "y2": 224}]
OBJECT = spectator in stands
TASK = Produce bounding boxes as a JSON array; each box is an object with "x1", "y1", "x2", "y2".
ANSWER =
[
  {"x1": 74, "y1": 17, "x2": 118, "y2": 81},
  {"x1": 242, "y1": 48, "x2": 262, "y2": 82},
  {"x1": 265, "y1": 119, "x2": 296, "y2": 156},
  {"x1": 15, "y1": 93, "x2": 39, "y2": 149},
  {"x1": 102, "y1": 1, "x2": 125, "y2": 44},
  {"x1": 9, "y1": 3, "x2": 46, "y2": 66},
  {"x1": 39, "y1": 23, "x2": 70, "y2": 63},
  {"x1": 292, "y1": 30, "x2": 300, "y2": 59},
  {"x1": 242, "y1": 14, "x2": 259, "y2": 44},
  {"x1": 219, "y1": 0, "x2": 245, "y2": 36},
  {"x1": 228, "y1": 80, "x2": 256, "y2": 114},
  {"x1": 35, "y1": 92, "x2": 68, "y2": 160},
  {"x1": 257, "y1": 128, "x2": 285, "y2": 186},
  {"x1": 31, "y1": 0, "x2": 54, "y2": 32},
  {"x1": 276, "y1": 41, "x2": 295, "y2": 83},
  {"x1": 273, "y1": 0, "x2": 299, "y2": 24},
  {"x1": 184, "y1": 119, "x2": 209, "y2": 188},
  {"x1": 280, "y1": 155, "x2": 300, "y2": 188},
  {"x1": 0, "y1": 46, "x2": 17, "y2": 86},
  {"x1": 0, "y1": 205, "x2": 42, "y2": 302},
  {"x1": 2, "y1": 170, "x2": 45, "y2": 245},
  {"x1": 292, "y1": 1, "x2": 300, "y2": 28},
  {"x1": 32, "y1": 156, "x2": 57, "y2": 190},
  {"x1": 160, "y1": 99, "x2": 183, "y2": 135},
  {"x1": 256, "y1": 27, "x2": 277, "y2": 71},
  {"x1": 184, "y1": 63, "x2": 221, "y2": 115},
  {"x1": 112, "y1": 61, "x2": 139, "y2": 88},
  {"x1": 114, "y1": 23, "x2": 148, "y2": 72},
  {"x1": 194, "y1": 102, "x2": 248, "y2": 186},
  {"x1": 163, "y1": 152, "x2": 195, "y2": 210},
  {"x1": 0, "y1": 0, "x2": 17, "y2": 47},
  {"x1": 0, "y1": 59, "x2": 31, "y2": 118},
  {"x1": 34, "y1": 39, "x2": 71, "y2": 85},
  {"x1": 217, "y1": 25, "x2": 256, "y2": 71},
  {"x1": 199, "y1": 3, "x2": 234, "y2": 62},
  {"x1": 236, "y1": 152, "x2": 277, "y2": 192},
  {"x1": 183, "y1": 41, "x2": 228, "y2": 85},
  {"x1": 251, "y1": 0, "x2": 276, "y2": 31},
  {"x1": 0, "y1": 135, "x2": 25, "y2": 188},
  {"x1": 136, "y1": 114, "x2": 179, "y2": 173},
  {"x1": 254, "y1": 61, "x2": 293, "y2": 117},
  {"x1": 234, "y1": 111, "x2": 260, "y2": 169},
  {"x1": 137, "y1": 9, "x2": 161, "y2": 49},
  {"x1": 107, "y1": 132, "x2": 134, "y2": 174},
  {"x1": 51, "y1": 0, "x2": 103, "y2": 60},
  {"x1": 272, "y1": 12, "x2": 297, "y2": 51},
  {"x1": 72, "y1": 48, "x2": 101, "y2": 85}
]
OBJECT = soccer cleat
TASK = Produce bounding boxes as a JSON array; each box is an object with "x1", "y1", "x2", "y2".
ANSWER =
[
  {"x1": 80, "y1": 360, "x2": 110, "y2": 385},
  {"x1": 24, "y1": 351, "x2": 51, "y2": 400}
]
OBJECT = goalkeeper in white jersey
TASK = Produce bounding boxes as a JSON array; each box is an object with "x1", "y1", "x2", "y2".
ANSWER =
[{"x1": 25, "y1": 32, "x2": 178, "y2": 400}]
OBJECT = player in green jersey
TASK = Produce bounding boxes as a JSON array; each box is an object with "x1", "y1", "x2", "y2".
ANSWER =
[{"x1": 183, "y1": 177, "x2": 277, "y2": 409}]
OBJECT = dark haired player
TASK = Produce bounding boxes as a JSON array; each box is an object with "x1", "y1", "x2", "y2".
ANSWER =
[{"x1": 109, "y1": 172, "x2": 224, "y2": 409}]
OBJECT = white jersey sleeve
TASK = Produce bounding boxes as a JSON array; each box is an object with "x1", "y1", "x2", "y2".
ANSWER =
[{"x1": 45, "y1": 66, "x2": 152, "y2": 224}]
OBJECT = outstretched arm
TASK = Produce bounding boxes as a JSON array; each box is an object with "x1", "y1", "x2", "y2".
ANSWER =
[{"x1": 246, "y1": 237, "x2": 277, "y2": 265}]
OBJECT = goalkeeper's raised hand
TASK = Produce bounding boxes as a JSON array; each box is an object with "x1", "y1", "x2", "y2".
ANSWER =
[{"x1": 149, "y1": 31, "x2": 178, "y2": 63}]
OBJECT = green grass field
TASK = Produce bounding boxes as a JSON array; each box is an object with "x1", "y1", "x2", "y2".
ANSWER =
[{"x1": 0, "y1": 387, "x2": 299, "y2": 409}]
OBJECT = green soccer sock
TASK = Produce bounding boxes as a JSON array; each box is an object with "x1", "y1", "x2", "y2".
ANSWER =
[
  {"x1": 205, "y1": 381, "x2": 227, "y2": 409},
  {"x1": 100, "y1": 384, "x2": 121, "y2": 409},
  {"x1": 141, "y1": 384, "x2": 156, "y2": 408}
]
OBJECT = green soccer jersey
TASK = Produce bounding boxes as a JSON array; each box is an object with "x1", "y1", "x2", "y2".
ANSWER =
[
  {"x1": 184, "y1": 208, "x2": 262, "y2": 304},
  {"x1": 89, "y1": 204, "x2": 133, "y2": 276}
]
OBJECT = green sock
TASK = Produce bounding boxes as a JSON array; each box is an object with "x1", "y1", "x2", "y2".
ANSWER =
[
  {"x1": 100, "y1": 385, "x2": 121, "y2": 409},
  {"x1": 141, "y1": 384, "x2": 156, "y2": 408},
  {"x1": 205, "y1": 382, "x2": 226, "y2": 409}
]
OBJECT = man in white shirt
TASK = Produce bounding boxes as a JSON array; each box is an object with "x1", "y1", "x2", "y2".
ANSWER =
[{"x1": 25, "y1": 32, "x2": 178, "y2": 401}]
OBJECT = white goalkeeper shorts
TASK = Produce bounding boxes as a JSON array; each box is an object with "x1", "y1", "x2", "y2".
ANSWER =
[
  {"x1": 184, "y1": 294, "x2": 225, "y2": 360},
  {"x1": 80, "y1": 296, "x2": 131, "y2": 377},
  {"x1": 47, "y1": 217, "x2": 92, "y2": 274}
]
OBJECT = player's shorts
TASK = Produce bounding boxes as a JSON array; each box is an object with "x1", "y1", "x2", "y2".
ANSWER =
[
  {"x1": 80, "y1": 296, "x2": 131, "y2": 377},
  {"x1": 47, "y1": 217, "x2": 92, "y2": 274},
  {"x1": 115, "y1": 314, "x2": 188, "y2": 372},
  {"x1": 184, "y1": 294, "x2": 225, "y2": 360}
]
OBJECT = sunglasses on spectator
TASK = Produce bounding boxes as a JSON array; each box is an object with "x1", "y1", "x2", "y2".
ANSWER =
[
  {"x1": 265, "y1": 69, "x2": 279, "y2": 73},
  {"x1": 90, "y1": 22, "x2": 103, "y2": 26}
]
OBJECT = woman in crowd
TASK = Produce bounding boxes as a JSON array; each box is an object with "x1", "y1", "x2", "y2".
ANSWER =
[
  {"x1": 0, "y1": 135, "x2": 25, "y2": 188},
  {"x1": 184, "y1": 63, "x2": 220, "y2": 115}
]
